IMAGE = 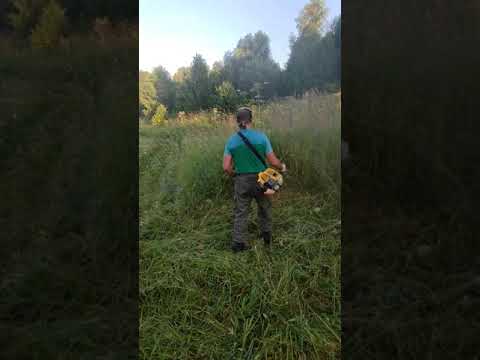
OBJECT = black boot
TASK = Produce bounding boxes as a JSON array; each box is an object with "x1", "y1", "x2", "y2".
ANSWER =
[
  {"x1": 231, "y1": 242, "x2": 251, "y2": 253},
  {"x1": 261, "y1": 231, "x2": 272, "y2": 246}
]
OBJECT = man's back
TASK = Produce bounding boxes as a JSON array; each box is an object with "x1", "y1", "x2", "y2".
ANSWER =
[{"x1": 223, "y1": 128, "x2": 273, "y2": 174}]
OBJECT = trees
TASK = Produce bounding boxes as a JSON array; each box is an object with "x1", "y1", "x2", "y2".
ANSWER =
[
  {"x1": 8, "y1": 0, "x2": 48, "y2": 36},
  {"x1": 323, "y1": 16, "x2": 341, "y2": 89},
  {"x1": 285, "y1": 1, "x2": 340, "y2": 95},
  {"x1": 215, "y1": 81, "x2": 243, "y2": 113},
  {"x1": 174, "y1": 54, "x2": 212, "y2": 112},
  {"x1": 209, "y1": 61, "x2": 225, "y2": 90},
  {"x1": 8, "y1": 0, "x2": 136, "y2": 37},
  {"x1": 137, "y1": 1, "x2": 340, "y2": 119},
  {"x1": 49, "y1": 0, "x2": 137, "y2": 28},
  {"x1": 173, "y1": 67, "x2": 190, "y2": 83},
  {"x1": 332, "y1": 16, "x2": 341, "y2": 85},
  {"x1": 139, "y1": 69, "x2": 175, "y2": 123},
  {"x1": 223, "y1": 31, "x2": 281, "y2": 100},
  {"x1": 139, "y1": 71, "x2": 157, "y2": 122},
  {"x1": 173, "y1": 67, "x2": 192, "y2": 112},
  {"x1": 295, "y1": 0, "x2": 328, "y2": 36},
  {"x1": 189, "y1": 54, "x2": 211, "y2": 110},
  {"x1": 30, "y1": 0, "x2": 65, "y2": 49},
  {"x1": 152, "y1": 66, "x2": 175, "y2": 112}
]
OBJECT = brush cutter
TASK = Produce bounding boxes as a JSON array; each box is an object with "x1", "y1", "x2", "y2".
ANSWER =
[
  {"x1": 237, "y1": 131, "x2": 286, "y2": 195},
  {"x1": 257, "y1": 167, "x2": 284, "y2": 195}
]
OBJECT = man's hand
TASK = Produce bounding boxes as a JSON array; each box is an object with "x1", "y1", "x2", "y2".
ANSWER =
[{"x1": 280, "y1": 163, "x2": 287, "y2": 173}]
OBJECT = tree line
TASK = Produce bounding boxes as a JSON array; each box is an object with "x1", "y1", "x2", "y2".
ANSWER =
[
  {"x1": 1, "y1": 0, "x2": 136, "y2": 32},
  {"x1": 2, "y1": 0, "x2": 137, "y2": 49},
  {"x1": 139, "y1": 0, "x2": 340, "y2": 124}
]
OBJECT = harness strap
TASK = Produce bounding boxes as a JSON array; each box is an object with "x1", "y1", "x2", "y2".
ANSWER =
[{"x1": 237, "y1": 131, "x2": 268, "y2": 169}]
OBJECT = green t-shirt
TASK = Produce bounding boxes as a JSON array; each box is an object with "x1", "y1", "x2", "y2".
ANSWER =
[{"x1": 223, "y1": 129, "x2": 273, "y2": 174}]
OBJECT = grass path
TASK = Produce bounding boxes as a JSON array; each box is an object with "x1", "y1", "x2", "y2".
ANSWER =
[{"x1": 140, "y1": 189, "x2": 340, "y2": 359}]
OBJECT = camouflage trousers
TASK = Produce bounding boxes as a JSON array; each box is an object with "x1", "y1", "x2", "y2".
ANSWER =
[{"x1": 232, "y1": 174, "x2": 272, "y2": 246}]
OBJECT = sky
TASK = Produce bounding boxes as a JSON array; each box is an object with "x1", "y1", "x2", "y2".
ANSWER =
[{"x1": 140, "y1": 0, "x2": 340, "y2": 75}]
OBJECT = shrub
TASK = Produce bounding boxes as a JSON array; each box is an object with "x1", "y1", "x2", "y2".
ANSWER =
[
  {"x1": 215, "y1": 81, "x2": 240, "y2": 112},
  {"x1": 151, "y1": 103, "x2": 167, "y2": 126},
  {"x1": 8, "y1": 0, "x2": 47, "y2": 36},
  {"x1": 30, "y1": 0, "x2": 65, "y2": 49}
]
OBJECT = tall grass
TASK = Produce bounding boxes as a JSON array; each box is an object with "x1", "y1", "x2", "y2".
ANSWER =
[
  {"x1": 140, "y1": 92, "x2": 341, "y2": 359},
  {"x1": 1, "y1": 36, "x2": 138, "y2": 358},
  {"x1": 142, "y1": 91, "x2": 341, "y2": 206}
]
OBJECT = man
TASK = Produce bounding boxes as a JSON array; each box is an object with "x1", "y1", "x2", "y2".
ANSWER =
[{"x1": 223, "y1": 107, "x2": 286, "y2": 252}]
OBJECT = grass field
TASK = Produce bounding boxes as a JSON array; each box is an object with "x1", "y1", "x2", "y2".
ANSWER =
[{"x1": 139, "y1": 93, "x2": 341, "y2": 359}]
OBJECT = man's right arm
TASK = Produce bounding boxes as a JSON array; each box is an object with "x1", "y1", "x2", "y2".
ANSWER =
[
  {"x1": 266, "y1": 152, "x2": 286, "y2": 172},
  {"x1": 264, "y1": 135, "x2": 286, "y2": 172}
]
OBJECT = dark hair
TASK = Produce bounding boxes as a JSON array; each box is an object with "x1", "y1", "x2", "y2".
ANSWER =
[{"x1": 236, "y1": 107, "x2": 252, "y2": 128}]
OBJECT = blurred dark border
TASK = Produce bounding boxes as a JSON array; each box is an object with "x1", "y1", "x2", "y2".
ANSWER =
[
  {"x1": 342, "y1": 1, "x2": 480, "y2": 358},
  {"x1": 0, "y1": 2, "x2": 138, "y2": 359}
]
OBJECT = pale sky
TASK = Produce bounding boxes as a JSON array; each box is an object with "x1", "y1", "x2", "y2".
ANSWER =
[{"x1": 140, "y1": 0, "x2": 341, "y2": 75}]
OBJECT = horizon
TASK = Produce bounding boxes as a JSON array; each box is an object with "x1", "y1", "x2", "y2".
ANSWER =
[{"x1": 140, "y1": 0, "x2": 340, "y2": 76}]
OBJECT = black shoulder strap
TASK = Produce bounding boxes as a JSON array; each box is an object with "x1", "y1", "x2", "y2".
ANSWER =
[{"x1": 237, "y1": 131, "x2": 267, "y2": 168}]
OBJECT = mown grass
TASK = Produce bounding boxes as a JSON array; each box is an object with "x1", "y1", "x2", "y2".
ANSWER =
[{"x1": 140, "y1": 93, "x2": 341, "y2": 359}]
